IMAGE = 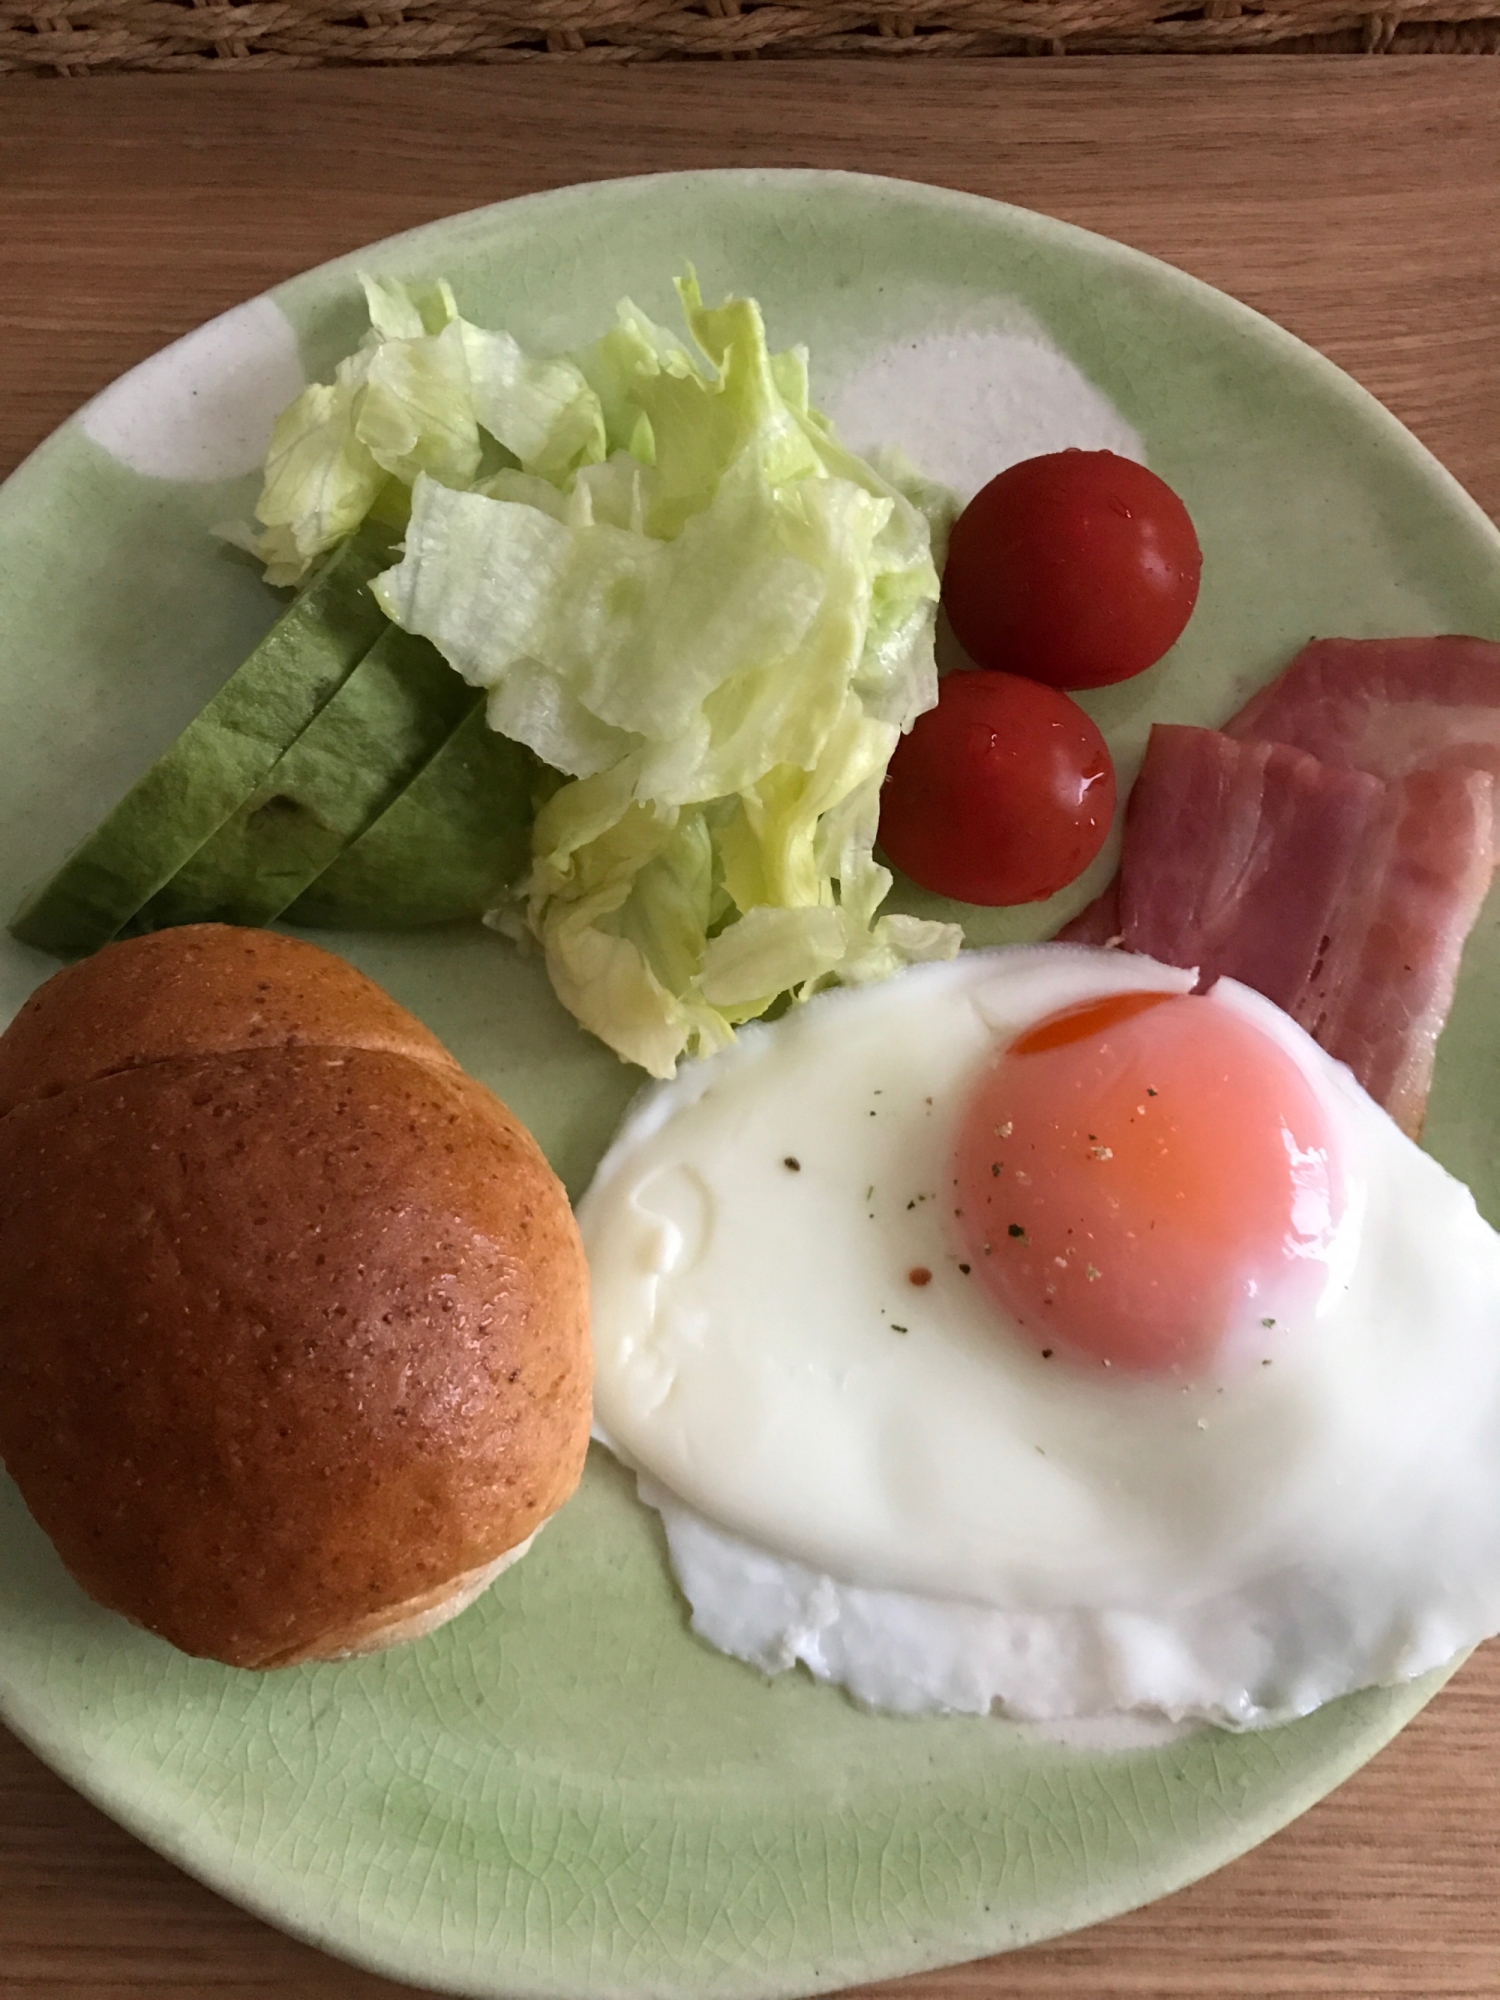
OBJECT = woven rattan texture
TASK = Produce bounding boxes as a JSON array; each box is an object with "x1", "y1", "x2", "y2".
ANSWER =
[{"x1": 4, "y1": 0, "x2": 1499, "y2": 71}]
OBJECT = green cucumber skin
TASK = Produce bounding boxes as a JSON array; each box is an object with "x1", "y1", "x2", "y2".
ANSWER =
[
  {"x1": 8, "y1": 525, "x2": 393, "y2": 960},
  {"x1": 289, "y1": 705, "x2": 537, "y2": 930},
  {"x1": 129, "y1": 627, "x2": 479, "y2": 932}
]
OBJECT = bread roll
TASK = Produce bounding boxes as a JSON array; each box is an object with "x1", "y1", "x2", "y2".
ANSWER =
[
  {"x1": 0, "y1": 922, "x2": 455, "y2": 1117},
  {"x1": 0, "y1": 926, "x2": 590, "y2": 1668}
]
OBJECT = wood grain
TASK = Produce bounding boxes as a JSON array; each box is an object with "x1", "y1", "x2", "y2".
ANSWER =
[{"x1": 2, "y1": 54, "x2": 1500, "y2": 2000}]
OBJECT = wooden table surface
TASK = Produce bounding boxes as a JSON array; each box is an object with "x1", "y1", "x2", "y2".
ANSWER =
[{"x1": 4, "y1": 54, "x2": 1500, "y2": 2000}]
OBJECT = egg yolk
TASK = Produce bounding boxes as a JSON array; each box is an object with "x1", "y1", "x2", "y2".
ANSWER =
[{"x1": 952, "y1": 991, "x2": 1344, "y2": 1375}]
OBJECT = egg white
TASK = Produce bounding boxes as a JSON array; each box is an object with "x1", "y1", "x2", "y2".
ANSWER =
[{"x1": 581, "y1": 945, "x2": 1500, "y2": 1727}]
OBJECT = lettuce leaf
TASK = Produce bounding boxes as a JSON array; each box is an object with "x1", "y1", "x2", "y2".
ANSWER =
[
  {"x1": 240, "y1": 274, "x2": 606, "y2": 585},
  {"x1": 239, "y1": 270, "x2": 960, "y2": 1072},
  {"x1": 371, "y1": 277, "x2": 962, "y2": 1075}
]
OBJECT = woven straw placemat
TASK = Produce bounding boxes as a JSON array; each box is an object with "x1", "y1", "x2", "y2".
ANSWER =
[{"x1": 4, "y1": 0, "x2": 1498, "y2": 73}]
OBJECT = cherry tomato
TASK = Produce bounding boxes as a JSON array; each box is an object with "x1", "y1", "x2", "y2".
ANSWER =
[
  {"x1": 941, "y1": 450, "x2": 1202, "y2": 690},
  {"x1": 878, "y1": 670, "x2": 1115, "y2": 906}
]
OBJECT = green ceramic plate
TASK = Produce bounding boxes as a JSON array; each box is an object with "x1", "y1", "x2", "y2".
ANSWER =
[{"x1": 2, "y1": 170, "x2": 1498, "y2": 2000}]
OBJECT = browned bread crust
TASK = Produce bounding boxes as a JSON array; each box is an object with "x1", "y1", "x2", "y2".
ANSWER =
[
  {"x1": 0, "y1": 924, "x2": 456, "y2": 1118},
  {"x1": 0, "y1": 930, "x2": 590, "y2": 1668}
]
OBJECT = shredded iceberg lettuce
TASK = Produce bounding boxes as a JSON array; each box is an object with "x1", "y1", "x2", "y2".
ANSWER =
[
  {"x1": 243, "y1": 274, "x2": 606, "y2": 586},
  {"x1": 245, "y1": 272, "x2": 962, "y2": 1075}
]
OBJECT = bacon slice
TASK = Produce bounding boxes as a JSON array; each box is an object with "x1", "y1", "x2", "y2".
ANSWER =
[
  {"x1": 1321, "y1": 764, "x2": 1494, "y2": 1133},
  {"x1": 1059, "y1": 635, "x2": 1500, "y2": 1131},
  {"x1": 1225, "y1": 636, "x2": 1500, "y2": 814},
  {"x1": 1106, "y1": 726, "x2": 1384, "y2": 998},
  {"x1": 1060, "y1": 724, "x2": 1494, "y2": 1136}
]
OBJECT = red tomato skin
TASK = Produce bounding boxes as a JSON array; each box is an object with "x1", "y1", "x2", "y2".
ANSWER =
[
  {"x1": 942, "y1": 450, "x2": 1202, "y2": 690},
  {"x1": 878, "y1": 670, "x2": 1116, "y2": 907}
]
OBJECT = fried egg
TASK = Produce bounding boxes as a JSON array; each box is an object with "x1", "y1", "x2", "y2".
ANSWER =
[{"x1": 580, "y1": 945, "x2": 1500, "y2": 1727}]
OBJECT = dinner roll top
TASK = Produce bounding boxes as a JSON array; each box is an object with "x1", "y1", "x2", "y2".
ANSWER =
[{"x1": 0, "y1": 923, "x2": 456, "y2": 1117}]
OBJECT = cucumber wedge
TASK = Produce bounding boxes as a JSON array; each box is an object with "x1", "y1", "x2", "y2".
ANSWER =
[
  {"x1": 130, "y1": 626, "x2": 478, "y2": 931},
  {"x1": 289, "y1": 703, "x2": 537, "y2": 930},
  {"x1": 10, "y1": 524, "x2": 394, "y2": 958}
]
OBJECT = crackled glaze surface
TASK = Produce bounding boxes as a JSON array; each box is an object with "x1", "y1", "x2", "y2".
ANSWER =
[{"x1": 1, "y1": 171, "x2": 1499, "y2": 1998}]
